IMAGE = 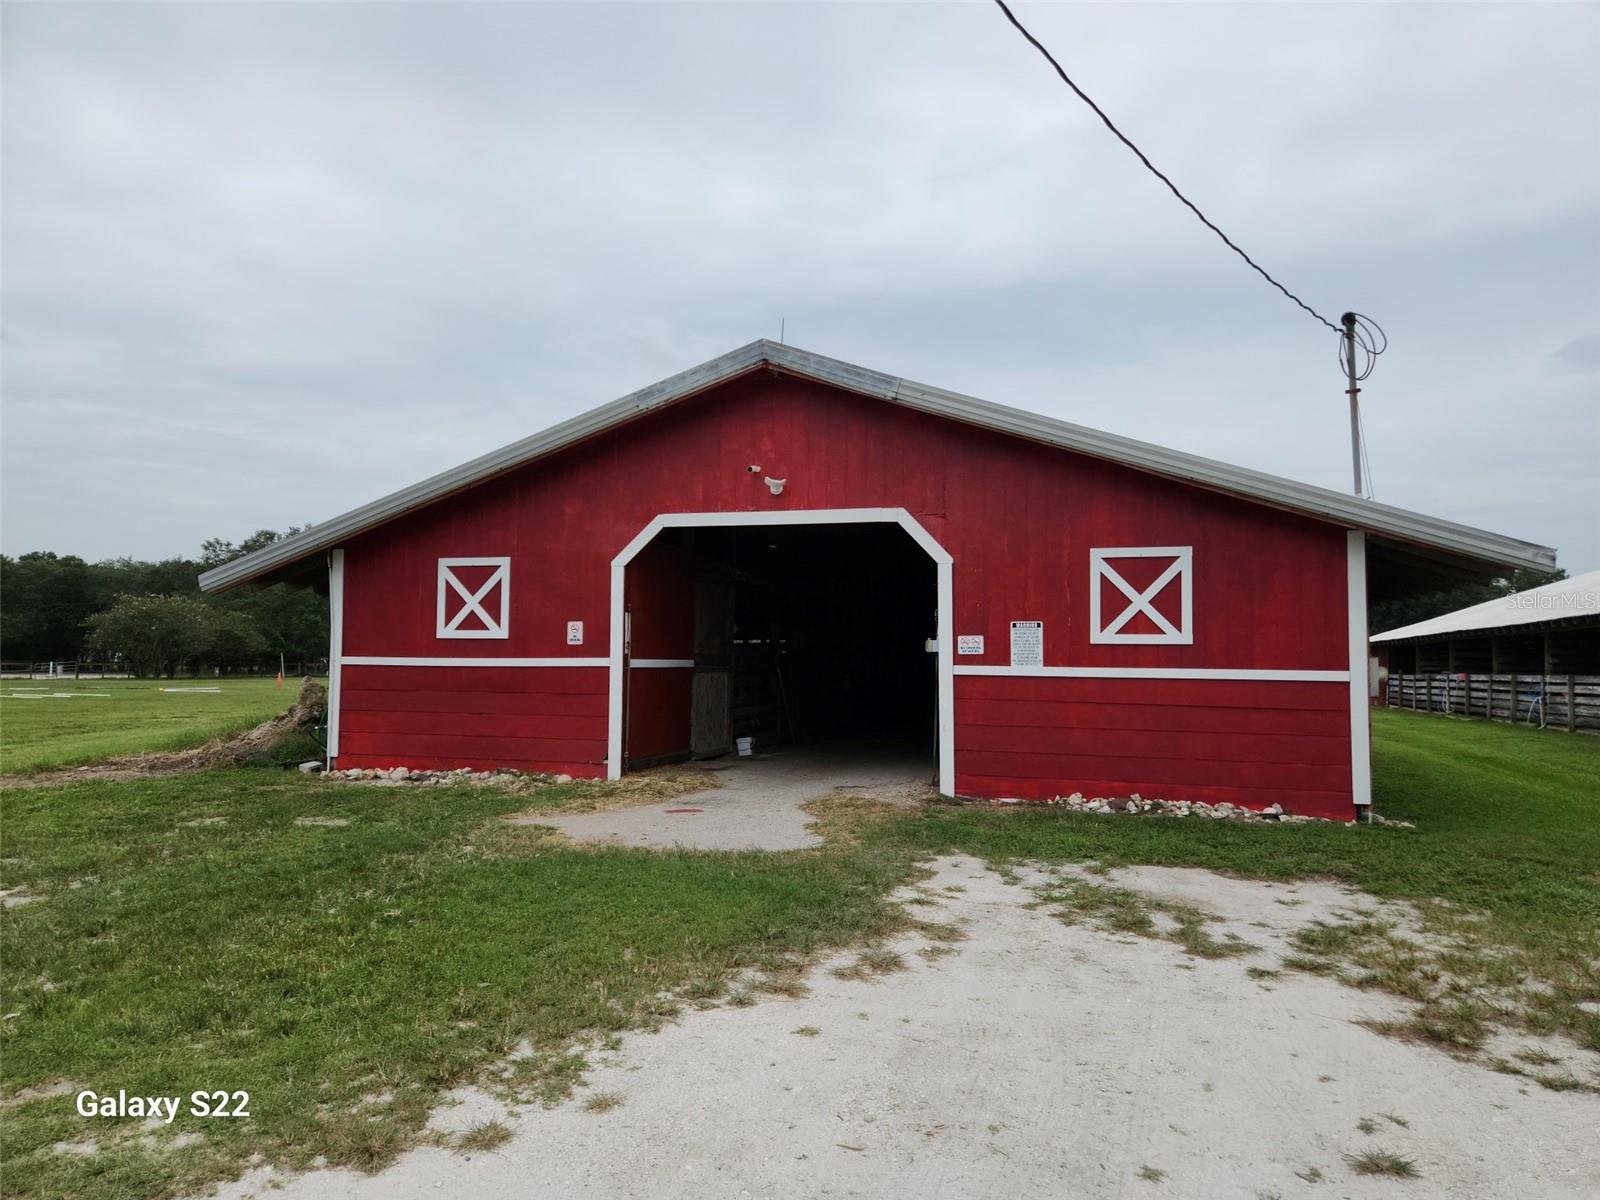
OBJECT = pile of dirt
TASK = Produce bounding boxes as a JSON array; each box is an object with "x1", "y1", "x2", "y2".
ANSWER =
[{"x1": 6, "y1": 677, "x2": 327, "y2": 787}]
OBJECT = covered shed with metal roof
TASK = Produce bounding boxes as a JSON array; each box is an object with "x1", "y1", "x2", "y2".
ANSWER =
[{"x1": 1373, "y1": 570, "x2": 1599, "y2": 732}]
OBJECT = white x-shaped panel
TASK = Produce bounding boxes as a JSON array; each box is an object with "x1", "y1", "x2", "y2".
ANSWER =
[
  {"x1": 436, "y1": 557, "x2": 511, "y2": 639},
  {"x1": 1089, "y1": 547, "x2": 1193, "y2": 646}
]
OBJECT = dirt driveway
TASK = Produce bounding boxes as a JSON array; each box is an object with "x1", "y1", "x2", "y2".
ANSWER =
[
  {"x1": 523, "y1": 746, "x2": 933, "y2": 850},
  {"x1": 214, "y1": 856, "x2": 1599, "y2": 1199}
]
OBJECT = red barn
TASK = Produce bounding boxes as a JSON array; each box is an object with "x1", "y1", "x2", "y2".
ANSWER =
[{"x1": 200, "y1": 341, "x2": 1554, "y2": 820}]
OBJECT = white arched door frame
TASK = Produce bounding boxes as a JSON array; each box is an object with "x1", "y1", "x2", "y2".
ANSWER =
[{"x1": 607, "y1": 507, "x2": 955, "y2": 795}]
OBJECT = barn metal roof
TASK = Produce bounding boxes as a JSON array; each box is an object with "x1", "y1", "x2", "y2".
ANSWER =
[
  {"x1": 199, "y1": 339, "x2": 1557, "y2": 592},
  {"x1": 1371, "y1": 569, "x2": 1600, "y2": 644}
]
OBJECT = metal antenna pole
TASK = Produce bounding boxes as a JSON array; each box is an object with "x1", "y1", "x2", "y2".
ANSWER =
[{"x1": 1342, "y1": 312, "x2": 1363, "y2": 496}]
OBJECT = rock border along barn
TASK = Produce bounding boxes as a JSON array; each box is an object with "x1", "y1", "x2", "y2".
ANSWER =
[{"x1": 200, "y1": 341, "x2": 1555, "y2": 820}]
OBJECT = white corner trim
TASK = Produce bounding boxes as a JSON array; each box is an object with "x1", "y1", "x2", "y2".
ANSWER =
[
  {"x1": 936, "y1": 550, "x2": 954, "y2": 792},
  {"x1": 630, "y1": 658, "x2": 696, "y2": 668},
  {"x1": 327, "y1": 549, "x2": 345, "y2": 763},
  {"x1": 340, "y1": 656, "x2": 608, "y2": 668},
  {"x1": 436, "y1": 557, "x2": 511, "y2": 640},
  {"x1": 953, "y1": 665, "x2": 1349, "y2": 682},
  {"x1": 606, "y1": 507, "x2": 955, "y2": 795},
  {"x1": 607, "y1": 560, "x2": 626, "y2": 779},
  {"x1": 1089, "y1": 546, "x2": 1193, "y2": 646},
  {"x1": 1347, "y1": 530, "x2": 1373, "y2": 807}
]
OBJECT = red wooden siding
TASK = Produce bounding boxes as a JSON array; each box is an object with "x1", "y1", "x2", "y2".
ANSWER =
[
  {"x1": 333, "y1": 370, "x2": 1356, "y2": 815},
  {"x1": 337, "y1": 665, "x2": 607, "y2": 776},
  {"x1": 339, "y1": 372, "x2": 1348, "y2": 668},
  {"x1": 955, "y1": 676, "x2": 1351, "y2": 818}
]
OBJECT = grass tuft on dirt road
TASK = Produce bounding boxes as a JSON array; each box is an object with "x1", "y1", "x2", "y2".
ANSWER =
[{"x1": 860, "y1": 711, "x2": 1600, "y2": 1056}]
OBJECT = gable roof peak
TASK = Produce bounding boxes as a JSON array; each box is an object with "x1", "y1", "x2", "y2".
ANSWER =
[{"x1": 199, "y1": 340, "x2": 1555, "y2": 593}]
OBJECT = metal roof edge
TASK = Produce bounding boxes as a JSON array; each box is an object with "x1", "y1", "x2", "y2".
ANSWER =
[
  {"x1": 1370, "y1": 568, "x2": 1599, "y2": 643},
  {"x1": 199, "y1": 340, "x2": 773, "y2": 591},
  {"x1": 200, "y1": 339, "x2": 1556, "y2": 592},
  {"x1": 761, "y1": 343, "x2": 1555, "y2": 573}
]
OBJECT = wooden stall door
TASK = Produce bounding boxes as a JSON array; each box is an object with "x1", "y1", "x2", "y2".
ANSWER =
[{"x1": 690, "y1": 572, "x2": 734, "y2": 757}]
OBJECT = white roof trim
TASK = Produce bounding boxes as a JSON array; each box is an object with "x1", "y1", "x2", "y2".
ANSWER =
[
  {"x1": 199, "y1": 339, "x2": 1556, "y2": 592},
  {"x1": 1371, "y1": 568, "x2": 1599, "y2": 643}
]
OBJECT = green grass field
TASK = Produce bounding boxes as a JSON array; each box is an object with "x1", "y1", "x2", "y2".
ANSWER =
[
  {"x1": 0, "y1": 707, "x2": 1595, "y2": 1199},
  {"x1": 0, "y1": 678, "x2": 322, "y2": 774}
]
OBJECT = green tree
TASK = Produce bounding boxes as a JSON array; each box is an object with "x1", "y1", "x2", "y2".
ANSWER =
[
  {"x1": 6, "y1": 527, "x2": 326, "y2": 672},
  {"x1": 200, "y1": 528, "x2": 326, "y2": 665},
  {"x1": 216, "y1": 583, "x2": 327, "y2": 664},
  {"x1": 85, "y1": 594, "x2": 218, "y2": 678},
  {"x1": 205, "y1": 609, "x2": 269, "y2": 674},
  {"x1": 0, "y1": 552, "x2": 94, "y2": 662}
]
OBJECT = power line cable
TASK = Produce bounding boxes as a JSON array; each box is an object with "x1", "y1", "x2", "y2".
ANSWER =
[
  {"x1": 1357, "y1": 403, "x2": 1377, "y2": 499},
  {"x1": 990, "y1": 0, "x2": 1341, "y2": 335},
  {"x1": 1341, "y1": 312, "x2": 1387, "y2": 380}
]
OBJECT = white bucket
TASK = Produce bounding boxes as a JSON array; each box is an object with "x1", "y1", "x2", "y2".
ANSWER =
[{"x1": 735, "y1": 736, "x2": 754, "y2": 757}]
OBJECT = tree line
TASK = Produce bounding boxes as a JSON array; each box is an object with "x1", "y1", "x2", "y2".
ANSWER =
[{"x1": 0, "y1": 530, "x2": 329, "y2": 677}]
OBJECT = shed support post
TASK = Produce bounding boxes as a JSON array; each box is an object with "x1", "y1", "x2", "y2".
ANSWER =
[{"x1": 1542, "y1": 634, "x2": 1552, "y2": 731}]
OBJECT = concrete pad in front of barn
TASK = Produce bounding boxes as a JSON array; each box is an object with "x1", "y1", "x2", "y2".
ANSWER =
[
  {"x1": 518, "y1": 745, "x2": 933, "y2": 851},
  {"x1": 212, "y1": 857, "x2": 1600, "y2": 1200}
]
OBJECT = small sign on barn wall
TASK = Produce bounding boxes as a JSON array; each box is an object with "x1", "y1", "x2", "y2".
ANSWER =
[
  {"x1": 566, "y1": 620, "x2": 584, "y2": 645},
  {"x1": 1010, "y1": 621, "x2": 1043, "y2": 667},
  {"x1": 957, "y1": 635, "x2": 985, "y2": 655}
]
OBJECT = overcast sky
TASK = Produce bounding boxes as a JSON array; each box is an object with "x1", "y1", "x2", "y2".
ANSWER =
[{"x1": 4, "y1": 1, "x2": 1597, "y2": 574}]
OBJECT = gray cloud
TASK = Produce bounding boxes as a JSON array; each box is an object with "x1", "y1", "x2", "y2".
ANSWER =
[
  {"x1": 1550, "y1": 333, "x2": 1600, "y2": 373},
  {"x1": 3, "y1": 2, "x2": 1597, "y2": 571}
]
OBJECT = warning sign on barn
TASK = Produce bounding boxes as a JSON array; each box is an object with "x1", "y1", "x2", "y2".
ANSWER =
[{"x1": 1009, "y1": 621, "x2": 1043, "y2": 668}]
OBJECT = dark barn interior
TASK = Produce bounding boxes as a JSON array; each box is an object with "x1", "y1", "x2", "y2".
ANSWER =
[{"x1": 657, "y1": 522, "x2": 938, "y2": 759}]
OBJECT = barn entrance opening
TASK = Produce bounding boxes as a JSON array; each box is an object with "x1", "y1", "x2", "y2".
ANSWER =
[{"x1": 624, "y1": 521, "x2": 938, "y2": 776}]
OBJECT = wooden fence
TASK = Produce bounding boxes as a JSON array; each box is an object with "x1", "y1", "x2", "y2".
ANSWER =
[{"x1": 1386, "y1": 672, "x2": 1600, "y2": 733}]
